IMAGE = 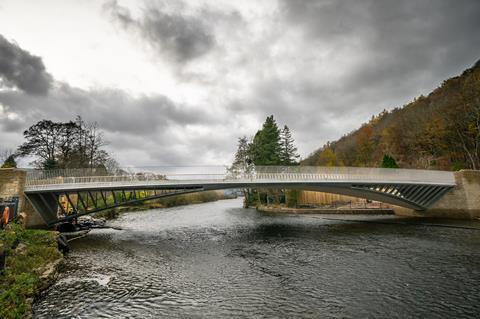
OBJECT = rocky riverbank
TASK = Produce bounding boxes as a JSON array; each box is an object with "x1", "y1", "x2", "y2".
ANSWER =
[
  {"x1": 257, "y1": 205, "x2": 394, "y2": 215},
  {"x1": 0, "y1": 223, "x2": 63, "y2": 319}
]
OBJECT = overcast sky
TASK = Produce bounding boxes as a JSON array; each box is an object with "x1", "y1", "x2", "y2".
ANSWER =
[{"x1": 0, "y1": 0, "x2": 479, "y2": 167}]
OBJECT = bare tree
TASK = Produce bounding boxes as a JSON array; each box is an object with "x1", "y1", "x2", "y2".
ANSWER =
[{"x1": 0, "y1": 148, "x2": 14, "y2": 163}]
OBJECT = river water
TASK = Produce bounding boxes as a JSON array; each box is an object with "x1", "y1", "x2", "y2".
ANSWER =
[{"x1": 34, "y1": 198, "x2": 480, "y2": 318}]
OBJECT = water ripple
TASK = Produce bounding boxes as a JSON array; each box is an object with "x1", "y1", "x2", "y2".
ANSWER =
[{"x1": 34, "y1": 199, "x2": 480, "y2": 318}]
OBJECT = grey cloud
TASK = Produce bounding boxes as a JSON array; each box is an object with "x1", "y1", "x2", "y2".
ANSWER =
[
  {"x1": 0, "y1": 34, "x2": 53, "y2": 95},
  {"x1": 0, "y1": 83, "x2": 226, "y2": 165},
  {"x1": 2, "y1": 1, "x2": 480, "y2": 166},
  {"x1": 0, "y1": 84, "x2": 212, "y2": 134},
  {"x1": 245, "y1": 0, "x2": 480, "y2": 153},
  {"x1": 104, "y1": 0, "x2": 215, "y2": 62},
  {"x1": 280, "y1": 0, "x2": 480, "y2": 91}
]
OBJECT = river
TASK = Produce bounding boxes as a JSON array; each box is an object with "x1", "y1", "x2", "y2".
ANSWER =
[{"x1": 34, "y1": 198, "x2": 480, "y2": 318}]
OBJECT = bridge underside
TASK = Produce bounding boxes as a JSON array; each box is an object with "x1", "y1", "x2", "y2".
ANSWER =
[{"x1": 24, "y1": 182, "x2": 453, "y2": 226}]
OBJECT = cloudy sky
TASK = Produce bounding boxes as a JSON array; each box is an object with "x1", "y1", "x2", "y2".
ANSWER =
[{"x1": 0, "y1": 0, "x2": 479, "y2": 167}]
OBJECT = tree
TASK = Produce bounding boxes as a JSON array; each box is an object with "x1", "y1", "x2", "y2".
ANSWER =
[
  {"x1": 381, "y1": 154, "x2": 399, "y2": 168},
  {"x1": 72, "y1": 116, "x2": 109, "y2": 168},
  {"x1": 231, "y1": 116, "x2": 301, "y2": 206},
  {"x1": 228, "y1": 136, "x2": 252, "y2": 178},
  {"x1": 302, "y1": 60, "x2": 480, "y2": 170},
  {"x1": 279, "y1": 125, "x2": 300, "y2": 165},
  {"x1": 250, "y1": 115, "x2": 282, "y2": 166},
  {"x1": 1, "y1": 155, "x2": 17, "y2": 168},
  {"x1": 316, "y1": 146, "x2": 337, "y2": 166},
  {"x1": 441, "y1": 70, "x2": 480, "y2": 169},
  {"x1": 17, "y1": 117, "x2": 114, "y2": 169},
  {"x1": 0, "y1": 148, "x2": 15, "y2": 164},
  {"x1": 17, "y1": 120, "x2": 67, "y2": 168}
]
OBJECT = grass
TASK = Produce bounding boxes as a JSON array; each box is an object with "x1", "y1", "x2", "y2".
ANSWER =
[{"x1": 0, "y1": 223, "x2": 62, "y2": 319}]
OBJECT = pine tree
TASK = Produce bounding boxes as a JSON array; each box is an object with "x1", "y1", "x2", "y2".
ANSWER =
[
  {"x1": 228, "y1": 136, "x2": 252, "y2": 177},
  {"x1": 280, "y1": 125, "x2": 300, "y2": 165},
  {"x1": 381, "y1": 154, "x2": 399, "y2": 168},
  {"x1": 250, "y1": 115, "x2": 282, "y2": 166}
]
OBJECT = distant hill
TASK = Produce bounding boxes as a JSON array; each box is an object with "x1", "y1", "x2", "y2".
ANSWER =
[{"x1": 302, "y1": 60, "x2": 480, "y2": 170}]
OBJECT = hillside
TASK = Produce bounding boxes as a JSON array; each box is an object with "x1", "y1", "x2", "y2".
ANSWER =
[{"x1": 302, "y1": 60, "x2": 480, "y2": 170}]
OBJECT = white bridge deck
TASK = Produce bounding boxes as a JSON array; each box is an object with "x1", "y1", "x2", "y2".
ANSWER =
[
  {"x1": 25, "y1": 166, "x2": 455, "y2": 192},
  {"x1": 23, "y1": 167, "x2": 456, "y2": 225}
]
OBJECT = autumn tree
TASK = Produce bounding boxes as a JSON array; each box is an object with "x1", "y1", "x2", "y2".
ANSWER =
[
  {"x1": 302, "y1": 59, "x2": 480, "y2": 171},
  {"x1": 442, "y1": 69, "x2": 480, "y2": 169},
  {"x1": 316, "y1": 146, "x2": 338, "y2": 166}
]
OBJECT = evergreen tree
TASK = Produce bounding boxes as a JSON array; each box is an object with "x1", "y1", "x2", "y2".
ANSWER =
[
  {"x1": 280, "y1": 125, "x2": 300, "y2": 165},
  {"x1": 228, "y1": 136, "x2": 252, "y2": 177},
  {"x1": 250, "y1": 115, "x2": 282, "y2": 165},
  {"x1": 381, "y1": 154, "x2": 399, "y2": 168},
  {"x1": 1, "y1": 155, "x2": 17, "y2": 168}
]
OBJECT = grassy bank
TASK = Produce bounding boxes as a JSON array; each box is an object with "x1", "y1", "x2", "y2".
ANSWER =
[
  {"x1": 0, "y1": 224, "x2": 63, "y2": 319},
  {"x1": 95, "y1": 191, "x2": 231, "y2": 219}
]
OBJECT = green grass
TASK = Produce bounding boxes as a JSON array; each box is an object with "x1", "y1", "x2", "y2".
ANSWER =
[{"x1": 0, "y1": 223, "x2": 62, "y2": 319}]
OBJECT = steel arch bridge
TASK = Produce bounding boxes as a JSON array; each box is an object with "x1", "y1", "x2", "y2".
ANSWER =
[{"x1": 23, "y1": 166, "x2": 456, "y2": 226}]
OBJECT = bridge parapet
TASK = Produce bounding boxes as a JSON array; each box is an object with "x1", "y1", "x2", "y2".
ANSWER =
[
  {"x1": 19, "y1": 166, "x2": 463, "y2": 226},
  {"x1": 25, "y1": 166, "x2": 455, "y2": 191}
]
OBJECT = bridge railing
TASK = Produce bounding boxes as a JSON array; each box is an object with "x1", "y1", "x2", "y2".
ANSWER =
[
  {"x1": 23, "y1": 166, "x2": 455, "y2": 190},
  {"x1": 252, "y1": 166, "x2": 455, "y2": 184}
]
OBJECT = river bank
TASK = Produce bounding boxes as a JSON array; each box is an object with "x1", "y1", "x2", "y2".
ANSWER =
[
  {"x1": 95, "y1": 191, "x2": 231, "y2": 219},
  {"x1": 256, "y1": 205, "x2": 394, "y2": 215},
  {"x1": 0, "y1": 223, "x2": 63, "y2": 319}
]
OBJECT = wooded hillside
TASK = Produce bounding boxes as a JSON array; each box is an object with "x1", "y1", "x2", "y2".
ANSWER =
[{"x1": 302, "y1": 60, "x2": 480, "y2": 170}]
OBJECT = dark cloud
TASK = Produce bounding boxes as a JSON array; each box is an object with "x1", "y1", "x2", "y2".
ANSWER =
[
  {"x1": 249, "y1": 0, "x2": 480, "y2": 153},
  {"x1": 0, "y1": 83, "x2": 227, "y2": 165},
  {"x1": 0, "y1": 34, "x2": 53, "y2": 95},
  {"x1": 2, "y1": 0, "x2": 480, "y2": 166},
  {"x1": 104, "y1": 0, "x2": 215, "y2": 62},
  {"x1": 279, "y1": 0, "x2": 480, "y2": 91}
]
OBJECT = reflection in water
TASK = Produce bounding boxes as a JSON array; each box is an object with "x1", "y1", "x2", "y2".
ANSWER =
[{"x1": 34, "y1": 199, "x2": 480, "y2": 318}]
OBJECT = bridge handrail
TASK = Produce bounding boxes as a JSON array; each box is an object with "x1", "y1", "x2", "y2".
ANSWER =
[{"x1": 24, "y1": 166, "x2": 455, "y2": 190}]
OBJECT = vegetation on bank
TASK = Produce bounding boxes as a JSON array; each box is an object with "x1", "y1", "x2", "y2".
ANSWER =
[
  {"x1": 0, "y1": 223, "x2": 62, "y2": 319},
  {"x1": 94, "y1": 191, "x2": 229, "y2": 219},
  {"x1": 230, "y1": 115, "x2": 301, "y2": 207},
  {"x1": 302, "y1": 60, "x2": 480, "y2": 170}
]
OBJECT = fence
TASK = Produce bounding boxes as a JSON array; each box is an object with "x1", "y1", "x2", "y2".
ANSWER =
[{"x1": 24, "y1": 166, "x2": 455, "y2": 189}]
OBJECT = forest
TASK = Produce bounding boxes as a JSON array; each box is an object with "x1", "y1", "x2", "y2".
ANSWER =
[{"x1": 302, "y1": 60, "x2": 480, "y2": 171}]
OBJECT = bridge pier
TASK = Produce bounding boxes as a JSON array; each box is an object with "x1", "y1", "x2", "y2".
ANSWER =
[
  {"x1": 394, "y1": 170, "x2": 480, "y2": 219},
  {"x1": 0, "y1": 168, "x2": 46, "y2": 228}
]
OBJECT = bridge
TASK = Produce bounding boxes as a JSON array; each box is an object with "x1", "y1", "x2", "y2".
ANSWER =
[{"x1": 22, "y1": 166, "x2": 456, "y2": 226}]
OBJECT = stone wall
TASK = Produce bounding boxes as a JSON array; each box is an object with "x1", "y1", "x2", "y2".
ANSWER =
[
  {"x1": 395, "y1": 170, "x2": 480, "y2": 219},
  {"x1": 0, "y1": 168, "x2": 26, "y2": 211},
  {"x1": 0, "y1": 168, "x2": 46, "y2": 228}
]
